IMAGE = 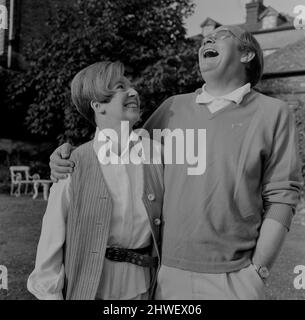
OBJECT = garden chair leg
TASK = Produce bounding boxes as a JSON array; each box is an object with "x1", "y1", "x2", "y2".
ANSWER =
[
  {"x1": 33, "y1": 182, "x2": 39, "y2": 199},
  {"x1": 15, "y1": 182, "x2": 21, "y2": 197}
]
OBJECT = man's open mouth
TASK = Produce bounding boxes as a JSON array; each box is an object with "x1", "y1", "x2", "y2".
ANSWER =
[
  {"x1": 124, "y1": 102, "x2": 138, "y2": 109},
  {"x1": 203, "y1": 48, "x2": 219, "y2": 58}
]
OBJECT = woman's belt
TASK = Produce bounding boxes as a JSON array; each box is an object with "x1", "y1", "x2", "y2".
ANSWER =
[{"x1": 105, "y1": 246, "x2": 158, "y2": 268}]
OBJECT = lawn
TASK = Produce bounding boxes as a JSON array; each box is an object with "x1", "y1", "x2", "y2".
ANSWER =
[{"x1": 0, "y1": 193, "x2": 305, "y2": 300}]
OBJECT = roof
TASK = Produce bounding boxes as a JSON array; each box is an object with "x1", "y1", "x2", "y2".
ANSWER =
[
  {"x1": 259, "y1": 6, "x2": 282, "y2": 19},
  {"x1": 200, "y1": 17, "x2": 221, "y2": 28},
  {"x1": 258, "y1": 6, "x2": 293, "y2": 25},
  {"x1": 254, "y1": 28, "x2": 305, "y2": 50},
  {"x1": 264, "y1": 37, "x2": 305, "y2": 73}
]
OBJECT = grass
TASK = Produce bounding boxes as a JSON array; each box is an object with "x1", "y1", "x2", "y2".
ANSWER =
[
  {"x1": 0, "y1": 194, "x2": 46, "y2": 300},
  {"x1": 0, "y1": 193, "x2": 305, "y2": 300}
]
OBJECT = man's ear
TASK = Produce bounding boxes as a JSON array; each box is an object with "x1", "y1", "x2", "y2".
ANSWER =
[
  {"x1": 90, "y1": 101, "x2": 106, "y2": 115},
  {"x1": 240, "y1": 51, "x2": 255, "y2": 64}
]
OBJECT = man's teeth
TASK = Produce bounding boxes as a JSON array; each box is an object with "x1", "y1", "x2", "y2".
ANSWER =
[
  {"x1": 203, "y1": 49, "x2": 219, "y2": 58},
  {"x1": 125, "y1": 103, "x2": 138, "y2": 108}
]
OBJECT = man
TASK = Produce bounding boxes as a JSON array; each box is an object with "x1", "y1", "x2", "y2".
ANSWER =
[{"x1": 50, "y1": 26, "x2": 302, "y2": 299}]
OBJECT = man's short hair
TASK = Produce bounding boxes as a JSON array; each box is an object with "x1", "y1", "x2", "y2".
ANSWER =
[
  {"x1": 237, "y1": 30, "x2": 264, "y2": 87},
  {"x1": 71, "y1": 61, "x2": 125, "y2": 124}
]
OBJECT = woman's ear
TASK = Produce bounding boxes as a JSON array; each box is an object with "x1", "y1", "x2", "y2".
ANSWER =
[
  {"x1": 90, "y1": 101, "x2": 106, "y2": 115},
  {"x1": 240, "y1": 50, "x2": 255, "y2": 64}
]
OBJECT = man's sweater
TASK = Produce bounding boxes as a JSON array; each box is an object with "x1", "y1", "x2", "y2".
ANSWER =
[{"x1": 144, "y1": 89, "x2": 302, "y2": 273}]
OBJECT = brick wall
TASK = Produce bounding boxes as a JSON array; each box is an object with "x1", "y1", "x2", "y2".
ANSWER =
[
  {"x1": 0, "y1": 0, "x2": 8, "y2": 55},
  {"x1": 259, "y1": 75, "x2": 305, "y2": 108},
  {"x1": 0, "y1": 0, "x2": 73, "y2": 68},
  {"x1": 258, "y1": 75, "x2": 305, "y2": 171},
  {"x1": 0, "y1": 0, "x2": 8, "y2": 66}
]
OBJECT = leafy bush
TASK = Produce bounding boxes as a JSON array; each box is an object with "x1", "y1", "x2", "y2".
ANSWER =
[
  {"x1": 9, "y1": 0, "x2": 198, "y2": 144},
  {"x1": 0, "y1": 67, "x2": 30, "y2": 139}
]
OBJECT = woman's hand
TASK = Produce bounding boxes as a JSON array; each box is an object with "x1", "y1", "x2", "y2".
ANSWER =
[{"x1": 49, "y1": 143, "x2": 75, "y2": 182}]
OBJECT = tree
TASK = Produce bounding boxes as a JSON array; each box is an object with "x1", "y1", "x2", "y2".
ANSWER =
[
  {"x1": 10, "y1": 0, "x2": 198, "y2": 144},
  {"x1": 135, "y1": 39, "x2": 202, "y2": 123},
  {"x1": 0, "y1": 67, "x2": 29, "y2": 140}
]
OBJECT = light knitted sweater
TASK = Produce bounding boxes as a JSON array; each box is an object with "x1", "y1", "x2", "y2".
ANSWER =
[{"x1": 144, "y1": 89, "x2": 302, "y2": 273}]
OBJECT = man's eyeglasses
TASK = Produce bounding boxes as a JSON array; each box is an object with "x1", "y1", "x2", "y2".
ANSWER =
[{"x1": 202, "y1": 29, "x2": 242, "y2": 46}]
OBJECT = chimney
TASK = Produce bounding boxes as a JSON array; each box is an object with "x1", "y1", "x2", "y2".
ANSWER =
[{"x1": 246, "y1": 0, "x2": 265, "y2": 30}]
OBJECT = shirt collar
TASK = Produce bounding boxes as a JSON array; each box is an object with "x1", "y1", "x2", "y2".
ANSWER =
[
  {"x1": 93, "y1": 127, "x2": 145, "y2": 165},
  {"x1": 196, "y1": 83, "x2": 251, "y2": 105}
]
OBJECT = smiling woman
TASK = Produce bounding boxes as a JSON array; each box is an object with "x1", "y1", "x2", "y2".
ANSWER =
[
  {"x1": 71, "y1": 61, "x2": 127, "y2": 124},
  {"x1": 71, "y1": 61, "x2": 141, "y2": 131},
  {"x1": 27, "y1": 60, "x2": 164, "y2": 300}
]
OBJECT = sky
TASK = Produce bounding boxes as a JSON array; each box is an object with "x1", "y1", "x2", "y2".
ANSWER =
[{"x1": 185, "y1": 0, "x2": 303, "y2": 36}]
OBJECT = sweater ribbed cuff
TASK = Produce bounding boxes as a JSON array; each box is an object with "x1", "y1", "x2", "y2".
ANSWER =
[{"x1": 264, "y1": 203, "x2": 294, "y2": 230}]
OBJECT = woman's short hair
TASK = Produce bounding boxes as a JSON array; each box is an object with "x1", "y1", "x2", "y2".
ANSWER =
[
  {"x1": 71, "y1": 61, "x2": 125, "y2": 124},
  {"x1": 238, "y1": 31, "x2": 264, "y2": 87}
]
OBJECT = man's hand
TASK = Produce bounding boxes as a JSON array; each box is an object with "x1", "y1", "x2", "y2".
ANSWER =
[
  {"x1": 252, "y1": 217, "x2": 288, "y2": 271},
  {"x1": 50, "y1": 143, "x2": 75, "y2": 182}
]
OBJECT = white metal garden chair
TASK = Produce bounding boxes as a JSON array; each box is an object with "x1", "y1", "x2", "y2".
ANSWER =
[{"x1": 9, "y1": 166, "x2": 40, "y2": 197}]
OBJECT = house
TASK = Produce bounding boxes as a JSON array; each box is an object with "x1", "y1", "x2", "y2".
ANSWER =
[
  {"x1": 0, "y1": 0, "x2": 72, "y2": 69},
  {"x1": 200, "y1": 0, "x2": 304, "y2": 57},
  {"x1": 198, "y1": 0, "x2": 305, "y2": 110}
]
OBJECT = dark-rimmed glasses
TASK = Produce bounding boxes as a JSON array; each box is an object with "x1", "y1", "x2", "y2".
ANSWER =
[{"x1": 202, "y1": 28, "x2": 244, "y2": 46}]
